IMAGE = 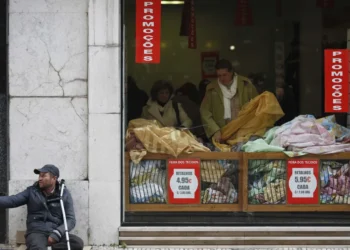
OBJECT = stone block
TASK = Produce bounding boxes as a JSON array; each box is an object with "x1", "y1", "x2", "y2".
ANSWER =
[
  {"x1": 9, "y1": 0, "x2": 89, "y2": 13},
  {"x1": 9, "y1": 13, "x2": 87, "y2": 96},
  {"x1": 88, "y1": 0, "x2": 120, "y2": 46},
  {"x1": 89, "y1": 114, "x2": 121, "y2": 182},
  {"x1": 9, "y1": 98, "x2": 88, "y2": 180},
  {"x1": 88, "y1": 47, "x2": 121, "y2": 114},
  {"x1": 88, "y1": 181, "x2": 120, "y2": 245}
]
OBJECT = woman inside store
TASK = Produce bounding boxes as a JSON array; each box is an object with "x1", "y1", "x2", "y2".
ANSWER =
[{"x1": 141, "y1": 80, "x2": 193, "y2": 129}]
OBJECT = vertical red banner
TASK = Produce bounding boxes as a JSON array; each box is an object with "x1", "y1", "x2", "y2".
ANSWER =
[
  {"x1": 324, "y1": 49, "x2": 349, "y2": 113},
  {"x1": 316, "y1": 0, "x2": 335, "y2": 8},
  {"x1": 188, "y1": 0, "x2": 197, "y2": 49},
  {"x1": 235, "y1": 0, "x2": 253, "y2": 26},
  {"x1": 135, "y1": 0, "x2": 161, "y2": 64}
]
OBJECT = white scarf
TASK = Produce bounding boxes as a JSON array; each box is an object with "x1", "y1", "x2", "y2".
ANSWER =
[{"x1": 218, "y1": 76, "x2": 237, "y2": 120}]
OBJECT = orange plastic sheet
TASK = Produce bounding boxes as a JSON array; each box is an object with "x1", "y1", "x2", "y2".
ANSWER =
[
  {"x1": 126, "y1": 119, "x2": 210, "y2": 163},
  {"x1": 214, "y1": 91, "x2": 285, "y2": 152}
]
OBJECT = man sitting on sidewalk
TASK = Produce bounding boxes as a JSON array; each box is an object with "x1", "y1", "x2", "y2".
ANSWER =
[{"x1": 0, "y1": 165, "x2": 84, "y2": 250}]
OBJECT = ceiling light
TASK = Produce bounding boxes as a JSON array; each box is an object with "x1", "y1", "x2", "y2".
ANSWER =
[{"x1": 161, "y1": 1, "x2": 185, "y2": 5}]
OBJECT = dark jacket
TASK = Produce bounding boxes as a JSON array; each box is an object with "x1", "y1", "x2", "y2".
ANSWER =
[{"x1": 0, "y1": 181, "x2": 76, "y2": 241}]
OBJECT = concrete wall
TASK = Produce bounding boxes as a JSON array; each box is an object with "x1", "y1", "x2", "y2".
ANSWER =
[{"x1": 8, "y1": 0, "x2": 122, "y2": 245}]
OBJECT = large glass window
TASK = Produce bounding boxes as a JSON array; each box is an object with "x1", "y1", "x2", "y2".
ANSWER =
[{"x1": 123, "y1": 0, "x2": 350, "y2": 226}]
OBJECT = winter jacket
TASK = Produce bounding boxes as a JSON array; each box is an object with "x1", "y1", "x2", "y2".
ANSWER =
[
  {"x1": 0, "y1": 181, "x2": 76, "y2": 241},
  {"x1": 200, "y1": 75, "x2": 258, "y2": 138},
  {"x1": 141, "y1": 99, "x2": 192, "y2": 128}
]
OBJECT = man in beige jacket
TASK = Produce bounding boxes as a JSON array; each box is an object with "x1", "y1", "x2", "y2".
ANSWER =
[{"x1": 200, "y1": 59, "x2": 258, "y2": 142}]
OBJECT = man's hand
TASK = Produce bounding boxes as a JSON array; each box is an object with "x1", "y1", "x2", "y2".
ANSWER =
[
  {"x1": 48, "y1": 237, "x2": 57, "y2": 246},
  {"x1": 213, "y1": 130, "x2": 222, "y2": 142}
]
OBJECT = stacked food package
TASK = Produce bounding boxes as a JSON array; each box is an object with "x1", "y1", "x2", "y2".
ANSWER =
[
  {"x1": 248, "y1": 160, "x2": 286, "y2": 204},
  {"x1": 320, "y1": 160, "x2": 350, "y2": 204},
  {"x1": 129, "y1": 160, "x2": 167, "y2": 203},
  {"x1": 201, "y1": 160, "x2": 238, "y2": 204}
]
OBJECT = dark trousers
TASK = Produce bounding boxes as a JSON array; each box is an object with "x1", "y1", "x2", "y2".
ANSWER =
[{"x1": 26, "y1": 232, "x2": 84, "y2": 250}]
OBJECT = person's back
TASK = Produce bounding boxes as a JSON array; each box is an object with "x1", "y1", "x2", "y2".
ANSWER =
[{"x1": 0, "y1": 164, "x2": 83, "y2": 250}]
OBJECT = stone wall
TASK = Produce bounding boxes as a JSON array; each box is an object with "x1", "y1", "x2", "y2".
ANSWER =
[{"x1": 7, "y1": 0, "x2": 122, "y2": 245}]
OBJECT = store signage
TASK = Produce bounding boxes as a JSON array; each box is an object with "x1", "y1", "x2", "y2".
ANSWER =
[
  {"x1": 287, "y1": 159, "x2": 319, "y2": 204},
  {"x1": 168, "y1": 159, "x2": 200, "y2": 204},
  {"x1": 188, "y1": 0, "x2": 196, "y2": 49},
  {"x1": 324, "y1": 49, "x2": 349, "y2": 113},
  {"x1": 201, "y1": 51, "x2": 219, "y2": 79},
  {"x1": 235, "y1": 0, "x2": 253, "y2": 26},
  {"x1": 135, "y1": 0, "x2": 161, "y2": 64}
]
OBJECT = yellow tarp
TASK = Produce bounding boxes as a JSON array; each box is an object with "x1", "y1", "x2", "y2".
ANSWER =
[
  {"x1": 214, "y1": 91, "x2": 285, "y2": 152},
  {"x1": 126, "y1": 119, "x2": 210, "y2": 163}
]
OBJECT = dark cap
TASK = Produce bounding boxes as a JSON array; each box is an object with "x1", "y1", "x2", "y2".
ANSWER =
[{"x1": 34, "y1": 164, "x2": 60, "y2": 178}]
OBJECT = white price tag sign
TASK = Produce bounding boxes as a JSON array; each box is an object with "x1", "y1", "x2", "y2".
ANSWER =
[
  {"x1": 169, "y1": 169, "x2": 199, "y2": 199},
  {"x1": 288, "y1": 168, "x2": 317, "y2": 198}
]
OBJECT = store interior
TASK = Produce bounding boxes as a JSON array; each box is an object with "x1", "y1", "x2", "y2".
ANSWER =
[{"x1": 123, "y1": 0, "x2": 350, "y2": 226}]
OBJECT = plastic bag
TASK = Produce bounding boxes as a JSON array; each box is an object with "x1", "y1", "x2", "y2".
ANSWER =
[{"x1": 130, "y1": 183, "x2": 165, "y2": 204}]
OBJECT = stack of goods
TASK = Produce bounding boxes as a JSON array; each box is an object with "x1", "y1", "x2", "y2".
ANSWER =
[
  {"x1": 320, "y1": 160, "x2": 350, "y2": 204},
  {"x1": 129, "y1": 160, "x2": 167, "y2": 204},
  {"x1": 201, "y1": 160, "x2": 238, "y2": 204},
  {"x1": 248, "y1": 160, "x2": 286, "y2": 204}
]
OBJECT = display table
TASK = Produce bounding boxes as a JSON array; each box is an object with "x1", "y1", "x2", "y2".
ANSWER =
[
  {"x1": 125, "y1": 152, "x2": 242, "y2": 212},
  {"x1": 243, "y1": 152, "x2": 350, "y2": 212},
  {"x1": 125, "y1": 152, "x2": 350, "y2": 212}
]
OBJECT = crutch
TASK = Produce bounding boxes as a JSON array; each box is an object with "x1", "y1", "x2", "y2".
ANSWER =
[{"x1": 60, "y1": 179, "x2": 71, "y2": 250}]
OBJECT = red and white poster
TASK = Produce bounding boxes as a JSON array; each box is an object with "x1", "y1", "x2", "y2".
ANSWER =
[
  {"x1": 135, "y1": 0, "x2": 161, "y2": 64},
  {"x1": 201, "y1": 51, "x2": 219, "y2": 79},
  {"x1": 316, "y1": 0, "x2": 335, "y2": 8},
  {"x1": 287, "y1": 159, "x2": 319, "y2": 204},
  {"x1": 324, "y1": 49, "x2": 349, "y2": 113},
  {"x1": 168, "y1": 159, "x2": 200, "y2": 204},
  {"x1": 235, "y1": 0, "x2": 253, "y2": 26}
]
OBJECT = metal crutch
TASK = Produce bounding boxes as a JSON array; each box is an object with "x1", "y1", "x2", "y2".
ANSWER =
[{"x1": 60, "y1": 179, "x2": 71, "y2": 250}]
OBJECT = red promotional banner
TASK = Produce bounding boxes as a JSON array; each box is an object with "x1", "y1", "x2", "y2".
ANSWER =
[
  {"x1": 287, "y1": 159, "x2": 319, "y2": 204},
  {"x1": 168, "y1": 159, "x2": 200, "y2": 204},
  {"x1": 316, "y1": 0, "x2": 334, "y2": 8},
  {"x1": 188, "y1": 0, "x2": 197, "y2": 49},
  {"x1": 235, "y1": 0, "x2": 253, "y2": 26},
  {"x1": 135, "y1": 0, "x2": 161, "y2": 64},
  {"x1": 324, "y1": 49, "x2": 349, "y2": 113}
]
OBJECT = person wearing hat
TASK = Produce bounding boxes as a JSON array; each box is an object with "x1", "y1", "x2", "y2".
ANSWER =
[{"x1": 0, "y1": 164, "x2": 84, "y2": 250}]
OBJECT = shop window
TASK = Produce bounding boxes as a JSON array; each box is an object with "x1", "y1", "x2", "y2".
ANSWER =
[{"x1": 123, "y1": 0, "x2": 350, "y2": 226}]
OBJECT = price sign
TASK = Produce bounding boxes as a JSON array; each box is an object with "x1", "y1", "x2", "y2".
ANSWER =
[
  {"x1": 287, "y1": 159, "x2": 319, "y2": 204},
  {"x1": 168, "y1": 159, "x2": 200, "y2": 204}
]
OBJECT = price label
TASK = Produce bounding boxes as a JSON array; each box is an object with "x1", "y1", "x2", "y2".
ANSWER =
[
  {"x1": 289, "y1": 168, "x2": 317, "y2": 198},
  {"x1": 169, "y1": 169, "x2": 198, "y2": 199},
  {"x1": 287, "y1": 159, "x2": 319, "y2": 204},
  {"x1": 168, "y1": 159, "x2": 200, "y2": 204}
]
